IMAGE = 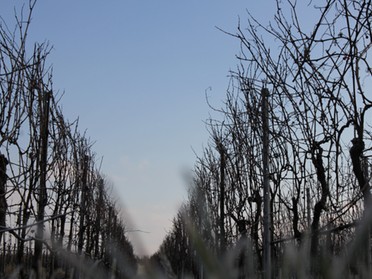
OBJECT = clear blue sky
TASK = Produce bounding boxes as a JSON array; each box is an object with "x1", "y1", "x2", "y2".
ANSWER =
[{"x1": 2, "y1": 1, "x2": 277, "y2": 256}]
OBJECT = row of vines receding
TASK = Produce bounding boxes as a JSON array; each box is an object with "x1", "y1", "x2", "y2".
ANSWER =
[
  {"x1": 0, "y1": 2, "x2": 137, "y2": 278},
  {"x1": 154, "y1": 1, "x2": 372, "y2": 278}
]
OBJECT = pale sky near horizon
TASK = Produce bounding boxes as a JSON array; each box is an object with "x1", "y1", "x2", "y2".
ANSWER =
[{"x1": 1, "y1": 1, "x2": 279, "y2": 256}]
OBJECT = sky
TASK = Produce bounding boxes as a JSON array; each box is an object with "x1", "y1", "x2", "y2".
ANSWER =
[{"x1": 1, "y1": 0, "x2": 278, "y2": 256}]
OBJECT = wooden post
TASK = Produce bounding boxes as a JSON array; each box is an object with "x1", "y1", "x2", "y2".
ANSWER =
[
  {"x1": 217, "y1": 141, "x2": 226, "y2": 255},
  {"x1": 33, "y1": 91, "x2": 51, "y2": 272},
  {"x1": 262, "y1": 88, "x2": 271, "y2": 279},
  {"x1": 363, "y1": 157, "x2": 371, "y2": 272},
  {"x1": 306, "y1": 188, "x2": 311, "y2": 227},
  {"x1": 0, "y1": 154, "x2": 8, "y2": 277},
  {"x1": 0, "y1": 154, "x2": 8, "y2": 242},
  {"x1": 78, "y1": 154, "x2": 89, "y2": 255}
]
